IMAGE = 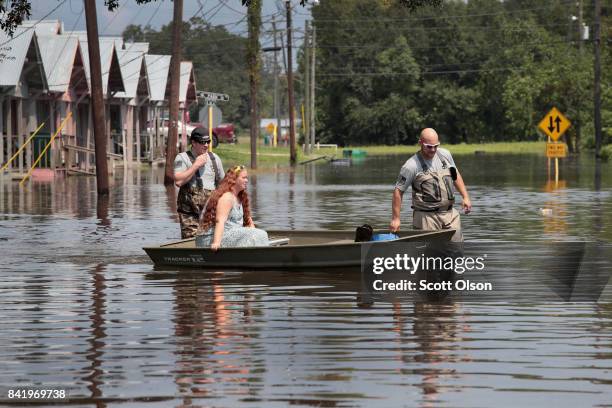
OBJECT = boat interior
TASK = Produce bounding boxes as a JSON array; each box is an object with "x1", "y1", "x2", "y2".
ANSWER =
[{"x1": 156, "y1": 230, "x2": 453, "y2": 249}]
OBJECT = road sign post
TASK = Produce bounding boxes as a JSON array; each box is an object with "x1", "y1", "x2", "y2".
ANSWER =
[
  {"x1": 197, "y1": 91, "x2": 229, "y2": 152},
  {"x1": 538, "y1": 107, "x2": 571, "y2": 185}
]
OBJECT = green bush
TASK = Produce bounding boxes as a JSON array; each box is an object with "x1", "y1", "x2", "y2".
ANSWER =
[{"x1": 600, "y1": 145, "x2": 612, "y2": 161}]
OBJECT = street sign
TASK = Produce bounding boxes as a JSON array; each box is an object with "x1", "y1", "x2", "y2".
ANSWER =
[
  {"x1": 538, "y1": 107, "x2": 571, "y2": 141},
  {"x1": 546, "y1": 142, "x2": 567, "y2": 158},
  {"x1": 197, "y1": 91, "x2": 230, "y2": 103},
  {"x1": 266, "y1": 122, "x2": 276, "y2": 133}
]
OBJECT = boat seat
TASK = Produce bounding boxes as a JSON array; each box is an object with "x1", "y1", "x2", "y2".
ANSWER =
[
  {"x1": 269, "y1": 238, "x2": 290, "y2": 246},
  {"x1": 327, "y1": 239, "x2": 354, "y2": 244}
]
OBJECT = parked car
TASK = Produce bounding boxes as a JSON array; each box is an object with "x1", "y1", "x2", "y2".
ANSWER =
[
  {"x1": 212, "y1": 123, "x2": 237, "y2": 144},
  {"x1": 147, "y1": 120, "x2": 237, "y2": 145}
]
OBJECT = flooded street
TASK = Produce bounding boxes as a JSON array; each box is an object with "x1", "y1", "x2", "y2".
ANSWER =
[{"x1": 1, "y1": 153, "x2": 611, "y2": 407}]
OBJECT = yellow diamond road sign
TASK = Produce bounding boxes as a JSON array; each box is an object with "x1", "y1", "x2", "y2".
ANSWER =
[{"x1": 538, "y1": 107, "x2": 571, "y2": 141}]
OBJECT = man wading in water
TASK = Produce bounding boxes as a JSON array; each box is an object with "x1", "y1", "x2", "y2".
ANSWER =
[
  {"x1": 174, "y1": 127, "x2": 224, "y2": 239},
  {"x1": 390, "y1": 128, "x2": 472, "y2": 242}
]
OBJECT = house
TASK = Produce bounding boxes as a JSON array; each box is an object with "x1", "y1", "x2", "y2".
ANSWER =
[
  {"x1": 37, "y1": 34, "x2": 89, "y2": 171},
  {"x1": 0, "y1": 27, "x2": 48, "y2": 173}
]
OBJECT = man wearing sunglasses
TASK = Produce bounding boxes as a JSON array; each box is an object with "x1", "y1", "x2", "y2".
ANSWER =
[
  {"x1": 390, "y1": 128, "x2": 472, "y2": 242},
  {"x1": 174, "y1": 127, "x2": 225, "y2": 239}
]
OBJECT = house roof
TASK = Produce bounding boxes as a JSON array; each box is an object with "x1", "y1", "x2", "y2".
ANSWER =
[
  {"x1": 37, "y1": 35, "x2": 87, "y2": 94},
  {"x1": 123, "y1": 42, "x2": 149, "y2": 53},
  {"x1": 180, "y1": 61, "x2": 196, "y2": 106},
  {"x1": 0, "y1": 28, "x2": 47, "y2": 89},
  {"x1": 21, "y1": 20, "x2": 63, "y2": 35},
  {"x1": 67, "y1": 33, "x2": 124, "y2": 95},
  {"x1": 114, "y1": 50, "x2": 148, "y2": 100},
  {"x1": 145, "y1": 54, "x2": 171, "y2": 102}
]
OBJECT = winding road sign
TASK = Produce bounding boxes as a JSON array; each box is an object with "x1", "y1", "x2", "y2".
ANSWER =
[{"x1": 538, "y1": 107, "x2": 571, "y2": 141}]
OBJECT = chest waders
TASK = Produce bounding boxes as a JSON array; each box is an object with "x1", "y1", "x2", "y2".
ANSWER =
[
  {"x1": 177, "y1": 151, "x2": 221, "y2": 217},
  {"x1": 411, "y1": 151, "x2": 457, "y2": 212}
]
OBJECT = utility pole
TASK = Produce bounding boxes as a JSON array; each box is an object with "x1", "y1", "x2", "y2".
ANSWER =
[
  {"x1": 164, "y1": 0, "x2": 183, "y2": 186},
  {"x1": 304, "y1": 20, "x2": 310, "y2": 155},
  {"x1": 575, "y1": 0, "x2": 583, "y2": 153},
  {"x1": 286, "y1": 0, "x2": 296, "y2": 166},
  {"x1": 310, "y1": 23, "x2": 316, "y2": 151},
  {"x1": 247, "y1": 0, "x2": 262, "y2": 169},
  {"x1": 594, "y1": 0, "x2": 602, "y2": 158},
  {"x1": 272, "y1": 17, "x2": 280, "y2": 146},
  {"x1": 83, "y1": 0, "x2": 109, "y2": 196}
]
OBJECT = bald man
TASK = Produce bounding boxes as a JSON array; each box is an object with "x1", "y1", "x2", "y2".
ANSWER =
[{"x1": 390, "y1": 128, "x2": 472, "y2": 242}]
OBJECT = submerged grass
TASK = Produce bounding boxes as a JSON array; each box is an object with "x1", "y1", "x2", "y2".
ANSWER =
[
  {"x1": 213, "y1": 138, "x2": 547, "y2": 169},
  {"x1": 346, "y1": 141, "x2": 546, "y2": 156}
]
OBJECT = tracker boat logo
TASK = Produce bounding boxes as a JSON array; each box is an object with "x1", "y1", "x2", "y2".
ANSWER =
[{"x1": 164, "y1": 254, "x2": 206, "y2": 263}]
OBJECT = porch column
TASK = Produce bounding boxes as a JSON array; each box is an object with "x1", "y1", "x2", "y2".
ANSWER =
[
  {"x1": 0, "y1": 97, "x2": 4, "y2": 167},
  {"x1": 16, "y1": 98, "x2": 23, "y2": 173},
  {"x1": 105, "y1": 103, "x2": 111, "y2": 155},
  {"x1": 64, "y1": 104, "x2": 73, "y2": 170},
  {"x1": 120, "y1": 103, "x2": 127, "y2": 167},
  {"x1": 6, "y1": 99, "x2": 12, "y2": 170},
  {"x1": 126, "y1": 104, "x2": 134, "y2": 164},
  {"x1": 27, "y1": 99, "x2": 36, "y2": 169},
  {"x1": 135, "y1": 105, "x2": 141, "y2": 164},
  {"x1": 49, "y1": 101, "x2": 57, "y2": 169},
  {"x1": 86, "y1": 103, "x2": 92, "y2": 172},
  {"x1": 153, "y1": 106, "x2": 159, "y2": 161}
]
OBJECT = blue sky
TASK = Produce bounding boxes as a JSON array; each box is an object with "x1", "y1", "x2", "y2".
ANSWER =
[{"x1": 30, "y1": 0, "x2": 312, "y2": 49}]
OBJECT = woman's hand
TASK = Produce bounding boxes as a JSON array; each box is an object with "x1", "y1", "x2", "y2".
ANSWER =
[
  {"x1": 247, "y1": 217, "x2": 255, "y2": 228},
  {"x1": 211, "y1": 242, "x2": 220, "y2": 252}
]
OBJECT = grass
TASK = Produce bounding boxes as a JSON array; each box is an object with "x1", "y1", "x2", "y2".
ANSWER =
[
  {"x1": 342, "y1": 141, "x2": 547, "y2": 156},
  {"x1": 213, "y1": 137, "x2": 548, "y2": 169}
]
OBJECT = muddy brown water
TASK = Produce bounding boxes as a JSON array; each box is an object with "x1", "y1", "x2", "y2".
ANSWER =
[{"x1": 1, "y1": 153, "x2": 611, "y2": 407}]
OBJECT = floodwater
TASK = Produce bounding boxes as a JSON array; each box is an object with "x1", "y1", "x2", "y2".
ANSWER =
[{"x1": 1, "y1": 153, "x2": 611, "y2": 407}]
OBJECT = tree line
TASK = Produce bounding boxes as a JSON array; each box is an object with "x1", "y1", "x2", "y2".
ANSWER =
[
  {"x1": 119, "y1": 0, "x2": 610, "y2": 149},
  {"x1": 311, "y1": 0, "x2": 610, "y2": 150}
]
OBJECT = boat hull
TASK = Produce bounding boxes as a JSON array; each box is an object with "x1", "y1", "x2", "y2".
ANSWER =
[{"x1": 143, "y1": 229, "x2": 455, "y2": 269}]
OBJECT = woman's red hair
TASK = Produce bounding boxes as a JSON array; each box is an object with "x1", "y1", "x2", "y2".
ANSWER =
[{"x1": 200, "y1": 167, "x2": 251, "y2": 231}]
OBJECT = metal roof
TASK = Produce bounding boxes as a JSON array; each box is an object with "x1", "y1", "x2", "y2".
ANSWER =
[
  {"x1": 37, "y1": 35, "x2": 87, "y2": 94},
  {"x1": 114, "y1": 50, "x2": 147, "y2": 100},
  {"x1": 71, "y1": 35, "x2": 124, "y2": 95},
  {"x1": 124, "y1": 42, "x2": 149, "y2": 53},
  {"x1": 21, "y1": 20, "x2": 63, "y2": 35},
  {"x1": 180, "y1": 61, "x2": 197, "y2": 106},
  {"x1": 0, "y1": 28, "x2": 37, "y2": 87},
  {"x1": 145, "y1": 54, "x2": 171, "y2": 102}
]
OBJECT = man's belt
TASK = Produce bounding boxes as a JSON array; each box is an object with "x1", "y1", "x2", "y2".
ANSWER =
[{"x1": 414, "y1": 205, "x2": 453, "y2": 212}]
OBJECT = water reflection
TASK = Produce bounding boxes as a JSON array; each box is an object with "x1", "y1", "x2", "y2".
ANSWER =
[
  {"x1": 172, "y1": 273, "x2": 260, "y2": 403},
  {"x1": 85, "y1": 263, "x2": 107, "y2": 405},
  {"x1": 411, "y1": 303, "x2": 466, "y2": 406},
  {"x1": 97, "y1": 195, "x2": 110, "y2": 227}
]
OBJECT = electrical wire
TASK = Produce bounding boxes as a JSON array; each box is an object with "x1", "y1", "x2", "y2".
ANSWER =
[{"x1": 0, "y1": 0, "x2": 68, "y2": 47}]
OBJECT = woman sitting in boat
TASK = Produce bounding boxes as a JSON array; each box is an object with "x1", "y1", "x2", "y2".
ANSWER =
[{"x1": 196, "y1": 165, "x2": 269, "y2": 250}]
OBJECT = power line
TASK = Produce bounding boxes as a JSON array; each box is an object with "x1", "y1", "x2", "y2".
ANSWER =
[
  {"x1": 0, "y1": 0, "x2": 68, "y2": 47},
  {"x1": 310, "y1": 21, "x2": 573, "y2": 33},
  {"x1": 316, "y1": 67, "x2": 532, "y2": 77},
  {"x1": 310, "y1": 1, "x2": 575, "y2": 24}
]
